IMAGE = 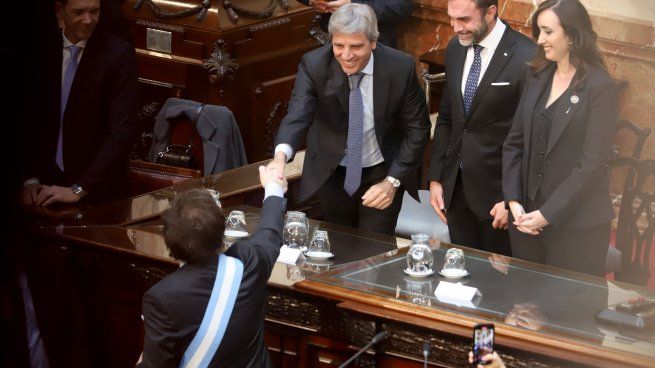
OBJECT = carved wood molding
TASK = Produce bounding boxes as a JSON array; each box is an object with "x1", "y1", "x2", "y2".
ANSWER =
[
  {"x1": 134, "y1": 0, "x2": 211, "y2": 22},
  {"x1": 309, "y1": 14, "x2": 331, "y2": 46},
  {"x1": 203, "y1": 39, "x2": 239, "y2": 95},
  {"x1": 222, "y1": 0, "x2": 290, "y2": 24},
  {"x1": 263, "y1": 101, "x2": 287, "y2": 157}
]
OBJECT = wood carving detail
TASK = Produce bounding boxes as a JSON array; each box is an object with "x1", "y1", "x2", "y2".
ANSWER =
[
  {"x1": 263, "y1": 102, "x2": 288, "y2": 157},
  {"x1": 203, "y1": 39, "x2": 239, "y2": 95},
  {"x1": 222, "y1": 0, "x2": 289, "y2": 24},
  {"x1": 135, "y1": 0, "x2": 211, "y2": 22},
  {"x1": 309, "y1": 15, "x2": 330, "y2": 46}
]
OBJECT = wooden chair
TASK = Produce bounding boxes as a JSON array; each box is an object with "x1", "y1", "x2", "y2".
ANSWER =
[
  {"x1": 608, "y1": 157, "x2": 655, "y2": 286},
  {"x1": 127, "y1": 160, "x2": 202, "y2": 197}
]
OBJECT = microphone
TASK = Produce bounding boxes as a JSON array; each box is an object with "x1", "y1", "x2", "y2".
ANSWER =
[
  {"x1": 338, "y1": 331, "x2": 388, "y2": 368},
  {"x1": 423, "y1": 341, "x2": 430, "y2": 368}
]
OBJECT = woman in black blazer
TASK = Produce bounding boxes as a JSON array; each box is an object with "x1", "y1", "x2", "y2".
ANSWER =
[{"x1": 502, "y1": 0, "x2": 618, "y2": 276}]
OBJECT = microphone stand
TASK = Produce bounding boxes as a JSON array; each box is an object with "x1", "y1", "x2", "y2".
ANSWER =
[{"x1": 338, "y1": 331, "x2": 387, "y2": 368}]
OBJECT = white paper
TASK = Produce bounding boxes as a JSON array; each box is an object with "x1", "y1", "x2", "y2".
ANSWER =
[
  {"x1": 434, "y1": 281, "x2": 481, "y2": 308},
  {"x1": 276, "y1": 245, "x2": 303, "y2": 265}
]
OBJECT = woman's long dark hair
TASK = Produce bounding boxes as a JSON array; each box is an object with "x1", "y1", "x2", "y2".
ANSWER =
[{"x1": 530, "y1": 0, "x2": 606, "y2": 89}]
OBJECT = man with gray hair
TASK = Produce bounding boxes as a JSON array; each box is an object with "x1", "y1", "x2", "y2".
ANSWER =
[{"x1": 271, "y1": 3, "x2": 430, "y2": 235}]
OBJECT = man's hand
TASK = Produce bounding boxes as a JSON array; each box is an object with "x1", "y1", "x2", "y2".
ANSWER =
[
  {"x1": 490, "y1": 201, "x2": 508, "y2": 230},
  {"x1": 21, "y1": 183, "x2": 45, "y2": 205},
  {"x1": 309, "y1": 0, "x2": 331, "y2": 13},
  {"x1": 468, "y1": 351, "x2": 506, "y2": 368},
  {"x1": 361, "y1": 179, "x2": 397, "y2": 209},
  {"x1": 259, "y1": 164, "x2": 288, "y2": 193},
  {"x1": 35, "y1": 185, "x2": 83, "y2": 206},
  {"x1": 325, "y1": 0, "x2": 351, "y2": 12},
  {"x1": 508, "y1": 200, "x2": 539, "y2": 235},
  {"x1": 268, "y1": 151, "x2": 287, "y2": 180},
  {"x1": 429, "y1": 181, "x2": 448, "y2": 224}
]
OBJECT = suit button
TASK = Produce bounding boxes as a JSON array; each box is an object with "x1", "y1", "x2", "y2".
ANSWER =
[
  {"x1": 539, "y1": 133, "x2": 545, "y2": 139},
  {"x1": 463, "y1": 129, "x2": 468, "y2": 135},
  {"x1": 538, "y1": 152, "x2": 544, "y2": 158},
  {"x1": 327, "y1": 167, "x2": 333, "y2": 173},
  {"x1": 546, "y1": 160, "x2": 551, "y2": 166},
  {"x1": 538, "y1": 171, "x2": 543, "y2": 177},
  {"x1": 457, "y1": 154, "x2": 461, "y2": 158}
]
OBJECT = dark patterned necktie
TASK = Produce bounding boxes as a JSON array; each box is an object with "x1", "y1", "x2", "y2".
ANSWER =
[
  {"x1": 57, "y1": 45, "x2": 81, "y2": 171},
  {"x1": 463, "y1": 44, "x2": 483, "y2": 116},
  {"x1": 344, "y1": 72, "x2": 365, "y2": 196}
]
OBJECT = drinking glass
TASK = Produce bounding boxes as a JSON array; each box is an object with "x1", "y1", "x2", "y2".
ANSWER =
[
  {"x1": 307, "y1": 230, "x2": 331, "y2": 255},
  {"x1": 205, "y1": 188, "x2": 221, "y2": 209},
  {"x1": 225, "y1": 210, "x2": 247, "y2": 237},
  {"x1": 406, "y1": 233, "x2": 433, "y2": 274},
  {"x1": 443, "y1": 248, "x2": 465, "y2": 271},
  {"x1": 405, "y1": 279, "x2": 433, "y2": 306},
  {"x1": 283, "y1": 211, "x2": 309, "y2": 250}
]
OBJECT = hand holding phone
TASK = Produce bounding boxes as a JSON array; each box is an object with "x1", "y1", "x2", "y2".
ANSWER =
[{"x1": 472, "y1": 323, "x2": 494, "y2": 365}]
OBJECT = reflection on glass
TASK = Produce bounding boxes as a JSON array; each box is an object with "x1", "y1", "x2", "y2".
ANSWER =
[
  {"x1": 505, "y1": 303, "x2": 546, "y2": 331},
  {"x1": 488, "y1": 254, "x2": 511, "y2": 275},
  {"x1": 283, "y1": 211, "x2": 309, "y2": 250},
  {"x1": 404, "y1": 278, "x2": 433, "y2": 306},
  {"x1": 406, "y1": 233, "x2": 433, "y2": 274},
  {"x1": 286, "y1": 265, "x2": 304, "y2": 281}
]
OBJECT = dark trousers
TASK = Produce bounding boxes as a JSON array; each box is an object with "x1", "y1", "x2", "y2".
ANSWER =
[
  {"x1": 509, "y1": 217, "x2": 610, "y2": 277},
  {"x1": 319, "y1": 163, "x2": 404, "y2": 236},
  {"x1": 446, "y1": 172, "x2": 511, "y2": 255}
]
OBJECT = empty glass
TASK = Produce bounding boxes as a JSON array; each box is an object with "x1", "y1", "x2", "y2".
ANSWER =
[
  {"x1": 224, "y1": 210, "x2": 247, "y2": 237},
  {"x1": 443, "y1": 248, "x2": 465, "y2": 271},
  {"x1": 205, "y1": 188, "x2": 221, "y2": 209},
  {"x1": 307, "y1": 229, "x2": 331, "y2": 255},
  {"x1": 283, "y1": 211, "x2": 309, "y2": 250},
  {"x1": 406, "y1": 233, "x2": 434, "y2": 274}
]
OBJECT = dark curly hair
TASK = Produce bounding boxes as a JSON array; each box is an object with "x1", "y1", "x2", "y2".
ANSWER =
[{"x1": 162, "y1": 189, "x2": 225, "y2": 264}]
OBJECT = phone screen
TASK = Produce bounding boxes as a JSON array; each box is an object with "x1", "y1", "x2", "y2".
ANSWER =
[{"x1": 473, "y1": 324, "x2": 494, "y2": 364}]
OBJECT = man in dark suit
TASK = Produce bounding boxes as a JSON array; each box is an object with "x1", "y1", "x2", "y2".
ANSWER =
[
  {"x1": 21, "y1": 0, "x2": 138, "y2": 206},
  {"x1": 271, "y1": 3, "x2": 430, "y2": 235},
  {"x1": 139, "y1": 164, "x2": 288, "y2": 367},
  {"x1": 428, "y1": 0, "x2": 535, "y2": 255},
  {"x1": 301, "y1": 0, "x2": 413, "y2": 48}
]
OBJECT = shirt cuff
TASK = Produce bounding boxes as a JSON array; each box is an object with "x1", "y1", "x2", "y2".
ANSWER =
[
  {"x1": 264, "y1": 182, "x2": 285, "y2": 199},
  {"x1": 274, "y1": 144, "x2": 294, "y2": 163},
  {"x1": 23, "y1": 178, "x2": 40, "y2": 187}
]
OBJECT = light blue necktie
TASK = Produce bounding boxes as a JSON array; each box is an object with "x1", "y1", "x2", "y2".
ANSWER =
[
  {"x1": 57, "y1": 44, "x2": 81, "y2": 172},
  {"x1": 344, "y1": 72, "x2": 365, "y2": 196},
  {"x1": 463, "y1": 44, "x2": 483, "y2": 116}
]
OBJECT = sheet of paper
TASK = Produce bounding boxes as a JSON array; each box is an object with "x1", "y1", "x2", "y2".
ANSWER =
[
  {"x1": 276, "y1": 245, "x2": 303, "y2": 265},
  {"x1": 434, "y1": 281, "x2": 481, "y2": 308}
]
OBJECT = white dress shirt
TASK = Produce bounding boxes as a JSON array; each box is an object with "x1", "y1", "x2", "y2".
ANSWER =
[
  {"x1": 460, "y1": 20, "x2": 506, "y2": 95},
  {"x1": 62, "y1": 32, "x2": 87, "y2": 88}
]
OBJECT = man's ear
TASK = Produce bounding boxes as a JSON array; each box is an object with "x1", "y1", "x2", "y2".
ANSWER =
[
  {"x1": 486, "y1": 4, "x2": 498, "y2": 22},
  {"x1": 54, "y1": 2, "x2": 64, "y2": 25},
  {"x1": 371, "y1": 40, "x2": 377, "y2": 50}
]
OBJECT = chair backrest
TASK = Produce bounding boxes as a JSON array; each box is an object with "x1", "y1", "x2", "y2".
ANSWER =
[
  {"x1": 421, "y1": 70, "x2": 446, "y2": 112},
  {"x1": 395, "y1": 190, "x2": 450, "y2": 242},
  {"x1": 611, "y1": 118, "x2": 651, "y2": 160},
  {"x1": 609, "y1": 157, "x2": 655, "y2": 286}
]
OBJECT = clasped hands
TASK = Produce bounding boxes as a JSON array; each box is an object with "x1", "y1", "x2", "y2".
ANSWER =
[
  {"x1": 508, "y1": 201, "x2": 549, "y2": 235},
  {"x1": 429, "y1": 181, "x2": 509, "y2": 229},
  {"x1": 308, "y1": 0, "x2": 350, "y2": 13},
  {"x1": 268, "y1": 152, "x2": 396, "y2": 209}
]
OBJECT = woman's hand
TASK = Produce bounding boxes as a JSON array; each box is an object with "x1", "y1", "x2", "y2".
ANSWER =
[
  {"x1": 516, "y1": 210, "x2": 549, "y2": 234},
  {"x1": 508, "y1": 201, "x2": 540, "y2": 235}
]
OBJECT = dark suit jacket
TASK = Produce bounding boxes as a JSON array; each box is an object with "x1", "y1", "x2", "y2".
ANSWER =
[
  {"x1": 275, "y1": 44, "x2": 431, "y2": 203},
  {"x1": 428, "y1": 24, "x2": 535, "y2": 219},
  {"x1": 301, "y1": 0, "x2": 413, "y2": 48},
  {"x1": 140, "y1": 196, "x2": 286, "y2": 368},
  {"x1": 24, "y1": 27, "x2": 138, "y2": 198},
  {"x1": 503, "y1": 64, "x2": 619, "y2": 229}
]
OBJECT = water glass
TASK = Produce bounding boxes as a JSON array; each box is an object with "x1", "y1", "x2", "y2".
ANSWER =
[
  {"x1": 225, "y1": 210, "x2": 247, "y2": 237},
  {"x1": 443, "y1": 248, "x2": 465, "y2": 271},
  {"x1": 307, "y1": 230, "x2": 331, "y2": 254},
  {"x1": 205, "y1": 188, "x2": 221, "y2": 208},
  {"x1": 406, "y1": 233, "x2": 434, "y2": 273},
  {"x1": 283, "y1": 211, "x2": 309, "y2": 249}
]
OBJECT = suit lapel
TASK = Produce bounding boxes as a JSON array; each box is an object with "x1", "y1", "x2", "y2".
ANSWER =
[
  {"x1": 450, "y1": 44, "x2": 467, "y2": 118},
  {"x1": 466, "y1": 28, "x2": 515, "y2": 121},
  {"x1": 546, "y1": 82, "x2": 583, "y2": 155},
  {"x1": 372, "y1": 47, "x2": 390, "y2": 141},
  {"x1": 328, "y1": 57, "x2": 349, "y2": 116}
]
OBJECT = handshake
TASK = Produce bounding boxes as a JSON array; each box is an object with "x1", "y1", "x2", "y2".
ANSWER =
[{"x1": 258, "y1": 152, "x2": 289, "y2": 193}]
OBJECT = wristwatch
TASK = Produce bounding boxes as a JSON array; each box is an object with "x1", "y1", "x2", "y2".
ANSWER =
[
  {"x1": 386, "y1": 176, "x2": 401, "y2": 188},
  {"x1": 71, "y1": 184, "x2": 87, "y2": 197}
]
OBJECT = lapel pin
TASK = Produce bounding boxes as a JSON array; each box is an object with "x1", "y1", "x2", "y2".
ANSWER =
[
  {"x1": 565, "y1": 106, "x2": 571, "y2": 114},
  {"x1": 570, "y1": 95, "x2": 579, "y2": 104},
  {"x1": 503, "y1": 52, "x2": 508, "y2": 56}
]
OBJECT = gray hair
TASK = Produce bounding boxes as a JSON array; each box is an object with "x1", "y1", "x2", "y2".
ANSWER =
[{"x1": 328, "y1": 3, "x2": 379, "y2": 42}]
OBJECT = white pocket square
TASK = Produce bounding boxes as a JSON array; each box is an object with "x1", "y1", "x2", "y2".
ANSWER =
[{"x1": 491, "y1": 82, "x2": 510, "y2": 86}]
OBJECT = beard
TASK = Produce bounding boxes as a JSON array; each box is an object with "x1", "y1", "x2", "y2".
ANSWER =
[{"x1": 457, "y1": 20, "x2": 489, "y2": 46}]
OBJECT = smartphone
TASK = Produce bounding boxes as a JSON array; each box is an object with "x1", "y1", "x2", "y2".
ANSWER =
[{"x1": 472, "y1": 323, "x2": 494, "y2": 365}]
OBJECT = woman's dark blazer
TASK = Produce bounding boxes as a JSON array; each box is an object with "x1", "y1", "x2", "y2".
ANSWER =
[{"x1": 503, "y1": 64, "x2": 619, "y2": 229}]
